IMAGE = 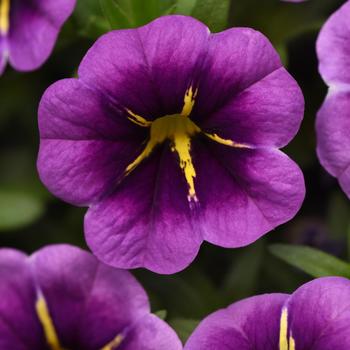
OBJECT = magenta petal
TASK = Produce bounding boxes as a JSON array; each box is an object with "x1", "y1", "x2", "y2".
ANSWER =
[
  {"x1": 8, "y1": 0, "x2": 76, "y2": 71},
  {"x1": 316, "y1": 92, "x2": 350, "y2": 197},
  {"x1": 193, "y1": 27, "x2": 282, "y2": 121},
  {"x1": 286, "y1": 277, "x2": 350, "y2": 349},
  {"x1": 0, "y1": 38, "x2": 7, "y2": 75},
  {"x1": 122, "y1": 314, "x2": 183, "y2": 350},
  {"x1": 30, "y1": 244, "x2": 150, "y2": 349},
  {"x1": 194, "y1": 142, "x2": 305, "y2": 247},
  {"x1": 79, "y1": 15, "x2": 209, "y2": 117},
  {"x1": 185, "y1": 294, "x2": 288, "y2": 350},
  {"x1": 37, "y1": 79, "x2": 145, "y2": 206},
  {"x1": 201, "y1": 67, "x2": 304, "y2": 148},
  {"x1": 85, "y1": 148, "x2": 202, "y2": 274},
  {"x1": 317, "y1": 1, "x2": 350, "y2": 86},
  {"x1": 0, "y1": 249, "x2": 45, "y2": 350}
]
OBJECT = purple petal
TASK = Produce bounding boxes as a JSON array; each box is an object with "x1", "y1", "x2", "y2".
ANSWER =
[
  {"x1": 0, "y1": 37, "x2": 8, "y2": 75},
  {"x1": 286, "y1": 277, "x2": 350, "y2": 349},
  {"x1": 193, "y1": 142, "x2": 305, "y2": 247},
  {"x1": 85, "y1": 147, "x2": 202, "y2": 274},
  {"x1": 316, "y1": 1, "x2": 350, "y2": 86},
  {"x1": 185, "y1": 294, "x2": 288, "y2": 350},
  {"x1": 316, "y1": 91, "x2": 350, "y2": 197},
  {"x1": 8, "y1": 0, "x2": 76, "y2": 71},
  {"x1": 193, "y1": 27, "x2": 282, "y2": 122},
  {"x1": 201, "y1": 67, "x2": 304, "y2": 148},
  {"x1": 37, "y1": 79, "x2": 146, "y2": 206},
  {"x1": 30, "y1": 244, "x2": 150, "y2": 349},
  {"x1": 0, "y1": 249, "x2": 45, "y2": 350},
  {"x1": 78, "y1": 15, "x2": 209, "y2": 117},
  {"x1": 122, "y1": 314, "x2": 182, "y2": 350}
]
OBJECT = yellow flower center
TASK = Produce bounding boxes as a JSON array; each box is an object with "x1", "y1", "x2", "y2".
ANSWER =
[
  {"x1": 0, "y1": 0, "x2": 10, "y2": 35},
  {"x1": 125, "y1": 86, "x2": 250, "y2": 202},
  {"x1": 36, "y1": 295, "x2": 124, "y2": 350}
]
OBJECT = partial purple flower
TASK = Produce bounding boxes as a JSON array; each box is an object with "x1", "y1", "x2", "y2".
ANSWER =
[
  {"x1": 0, "y1": 0, "x2": 76, "y2": 75},
  {"x1": 37, "y1": 15, "x2": 305, "y2": 274},
  {"x1": 316, "y1": 1, "x2": 350, "y2": 198},
  {"x1": 0, "y1": 244, "x2": 182, "y2": 350},
  {"x1": 185, "y1": 277, "x2": 350, "y2": 350}
]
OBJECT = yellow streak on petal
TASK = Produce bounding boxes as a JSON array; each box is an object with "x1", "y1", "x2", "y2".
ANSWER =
[
  {"x1": 0, "y1": 0, "x2": 10, "y2": 35},
  {"x1": 279, "y1": 308, "x2": 289, "y2": 350},
  {"x1": 172, "y1": 132, "x2": 197, "y2": 201},
  {"x1": 204, "y1": 132, "x2": 250, "y2": 149},
  {"x1": 180, "y1": 86, "x2": 197, "y2": 117},
  {"x1": 289, "y1": 334, "x2": 296, "y2": 350},
  {"x1": 100, "y1": 334, "x2": 124, "y2": 350},
  {"x1": 126, "y1": 108, "x2": 152, "y2": 127},
  {"x1": 36, "y1": 297, "x2": 64, "y2": 350},
  {"x1": 125, "y1": 137, "x2": 159, "y2": 175},
  {"x1": 125, "y1": 114, "x2": 200, "y2": 201}
]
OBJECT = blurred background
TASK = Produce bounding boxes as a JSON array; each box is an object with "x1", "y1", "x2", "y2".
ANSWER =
[{"x1": 0, "y1": 0, "x2": 349, "y2": 341}]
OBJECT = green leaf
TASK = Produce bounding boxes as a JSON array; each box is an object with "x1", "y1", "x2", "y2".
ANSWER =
[
  {"x1": 154, "y1": 309, "x2": 167, "y2": 320},
  {"x1": 74, "y1": 0, "x2": 110, "y2": 38},
  {"x1": 175, "y1": 0, "x2": 197, "y2": 15},
  {"x1": 0, "y1": 191, "x2": 44, "y2": 231},
  {"x1": 169, "y1": 318, "x2": 200, "y2": 343},
  {"x1": 269, "y1": 244, "x2": 350, "y2": 279},
  {"x1": 191, "y1": 0, "x2": 230, "y2": 32},
  {"x1": 99, "y1": 0, "x2": 131, "y2": 29}
]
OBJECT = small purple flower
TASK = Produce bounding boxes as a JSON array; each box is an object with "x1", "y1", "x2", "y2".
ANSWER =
[
  {"x1": 316, "y1": 1, "x2": 350, "y2": 198},
  {"x1": 0, "y1": 244, "x2": 181, "y2": 350},
  {"x1": 185, "y1": 277, "x2": 350, "y2": 350},
  {"x1": 38, "y1": 15, "x2": 305, "y2": 274},
  {"x1": 0, "y1": 0, "x2": 76, "y2": 75}
]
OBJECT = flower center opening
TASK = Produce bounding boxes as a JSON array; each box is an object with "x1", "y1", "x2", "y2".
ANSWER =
[
  {"x1": 125, "y1": 86, "x2": 250, "y2": 203},
  {"x1": 0, "y1": 0, "x2": 10, "y2": 35},
  {"x1": 36, "y1": 296, "x2": 124, "y2": 350}
]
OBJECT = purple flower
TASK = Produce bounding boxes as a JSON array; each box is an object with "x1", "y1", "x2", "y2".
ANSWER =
[
  {"x1": 37, "y1": 15, "x2": 305, "y2": 274},
  {"x1": 185, "y1": 277, "x2": 350, "y2": 350},
  {"x1": 0, "y1": 0, "x2": 76, "y2": 75},
  {"x1": 316, "y1": 1, "x2": 350, "y2": 198},
  {"x1": 0, "y1": 244, "x2": 182, "y2": 350}
]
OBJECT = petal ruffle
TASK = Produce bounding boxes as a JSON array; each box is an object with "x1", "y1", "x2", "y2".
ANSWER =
[
  {"x1": 30, "y1": 244, "x2": 150, "y2": 349},
  {"x1": 201, "y1": 67, "x2": 304, "y2": 148},
  {"x1": 85, "y1": 147, "x2": 202, "y2": 274},
  {"x1": 38, "y1": 79, "x2": 145, "y2": 206},
  {"x1": 193, "y1": 141, "x2": 305, "y2": 247},
  {"x1": 192, "y1": 27, "x2": 282, "y2": 121},
  {"x1": 286, "y1": 277, "x2": 350, "y2": 350},
  {"x1": 317, "y1": 1, "x2": 350, "y2": 86},
  {"x1": 184, "y1": 294, "x2": 287, "y2": 350},
  {"x1": 8, "y1": 0, "x2": 75, "y2": 71},
  {"x1": 78, "y1": 15, "x2": 210, "y2": 118},
  {"x1": 316, "y1": 91, "x2": 350, "y2": 197},
  {"x1": 0, "y1": 249, "x2": 45, "y2": 350}
]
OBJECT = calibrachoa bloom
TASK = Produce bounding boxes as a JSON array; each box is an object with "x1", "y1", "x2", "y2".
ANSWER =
[
  {"x1": 316, "y1": 1, "x2": 350, "y2": 198},
  {"x1": 0, "y1": 244, "x2": 182, "y2": 350},
  {"x1": 0, "y1": 0, "x2": 76, "y2": 75},
  {"x1": 185, "y1": 277, "x2": 350, "y2": 350},
  {"x1": 38, "y1": 15, "x2": 305, "y2": 274}
]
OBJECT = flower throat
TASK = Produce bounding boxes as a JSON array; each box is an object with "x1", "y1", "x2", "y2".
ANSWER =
[{"x1": 125, "y1": 86, "x2": 249, "y2": 203}]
